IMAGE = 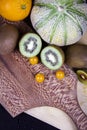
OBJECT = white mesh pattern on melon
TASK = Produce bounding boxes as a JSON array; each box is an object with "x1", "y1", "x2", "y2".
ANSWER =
[
  {"x1": 35, "y1": 0, "x2": 57, "y2": 4},
  {"x1": 37, "y1": 16, "x2": 57, "y2": 44},
  {"x1": 73, "y1": 4, "x2": 87, "y2": 14},
  {"x1": 66, "y1": 17, "x2": 81, "y2": 44},
  {"x1": 51, "y1": 21, "x2": 65, "y2": 46},
  {"x1": 31, "y1": 6, "x2": 51, "y2": 27}
]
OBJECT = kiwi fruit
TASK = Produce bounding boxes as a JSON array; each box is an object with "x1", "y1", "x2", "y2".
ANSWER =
[
  {"x1": 0, "y1": 24, "x2": 19, "y2": 55},
  {"x1": 19, "y1": 33, "x2": 42, "y2": 58},
  {"x1": 65, "y1": 44, "x2": 87, "y2": 68},
  {"x1": 40, "y1": 46, "x2": 65, "y2": 70},
  {"x1": 76, "y1": 70, "x2": 87, "y2": 85}
]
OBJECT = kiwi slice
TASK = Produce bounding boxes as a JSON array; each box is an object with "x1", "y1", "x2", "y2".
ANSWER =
[
  {"x1": 40, "y1": 46, "x2": 65, "y2": 70},
  {"x1": 19, "y1": 33, "x2": 42, "y2": 58},
  {"x1": 76, "y1": 70, "x2": 87, "y2": 85}
]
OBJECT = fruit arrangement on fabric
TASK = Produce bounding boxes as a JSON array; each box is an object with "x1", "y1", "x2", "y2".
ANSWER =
[{"x1": 0, "y1": 0, "x2": 87, "y2": 130}]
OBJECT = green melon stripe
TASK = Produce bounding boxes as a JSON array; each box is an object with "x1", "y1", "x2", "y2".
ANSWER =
[
  {"x1": 77, "y1": 0, "x2": 85, "y2": 3},
  {"x1": 50, "y1": 14, "x2": 62, "y2": 43},
  {"x1": 67, "y1": 7, "x2": 87, "y2": 20},
  {"x1": 55, "y1": 0, "x2": 73, "y2": 6},
  {"x1": 35, "y1": 10, "x2": 58, "y2": 30},
  {"x1": 63, "y1": 15, "x2": 67, "y2": 45},
  {"x1": 55, "y1": 0, "x2": 62, "y2": 4},
  {"x1": 35, "y1": 3, "x2": 56, "y2": 10},
  {"x1": 55, "y1": 0, "x2": 60, "y2": 3},
  {"x1": 55, "y1": 0, "x2": 73, "y2": 8},
  {"x1": 65, "y1": 11, "x2": 83, "y2": 35},
  {"x1": 65, "y1": 3, "x2": 73, "y2": 8}
]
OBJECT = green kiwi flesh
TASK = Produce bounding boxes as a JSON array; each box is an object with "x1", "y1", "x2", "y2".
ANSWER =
[
  {"x1": 19, "y1": 33, "x2": 42, "y2": 58},
  {"x1": 40, "y1": 46, "x2": 65, "y2": 70},
  {"x1": 0, "y1": 24, "x2": 19, "y2": 55},
  {"x1": 76, "y1": 70, "x2": 87, "y2": 85}
]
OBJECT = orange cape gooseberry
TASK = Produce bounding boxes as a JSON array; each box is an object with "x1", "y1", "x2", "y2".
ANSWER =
[
  {"x1": 29, "y1": 56, "x2": 39, "y2": 65},
  {"x1": 56, "y1": 70, "x2": 65, "y2": 80},
  {"x1": 35, "y1": 73, "x2": 45, "y2": 83}
]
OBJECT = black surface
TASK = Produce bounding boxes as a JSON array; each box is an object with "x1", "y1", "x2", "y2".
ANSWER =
[{"x1": 0, "y1": 104, "x2": 60, "y2": 130}]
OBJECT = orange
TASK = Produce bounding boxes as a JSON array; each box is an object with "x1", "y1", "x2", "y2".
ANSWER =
[{"x1": 0, "y1": 0, "x2": 32, "y2": 21}]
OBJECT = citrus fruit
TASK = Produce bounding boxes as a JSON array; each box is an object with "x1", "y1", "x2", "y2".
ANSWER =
[{"x1": 0, "y1": 0, "x2": 32, "y2": 21}]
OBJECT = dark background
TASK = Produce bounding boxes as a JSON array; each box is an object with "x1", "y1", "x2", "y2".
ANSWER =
[{"x1": 0, "y1": 104, "x2": 60, "y2": 130}]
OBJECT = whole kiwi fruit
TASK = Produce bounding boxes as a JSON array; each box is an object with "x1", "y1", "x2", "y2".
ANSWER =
[
  {"x1": 0, "y1": 24, "x2": 19, "y2": 55},
  {"x1": 65, "y1": 44, "x2": 87, "y2": 68}
]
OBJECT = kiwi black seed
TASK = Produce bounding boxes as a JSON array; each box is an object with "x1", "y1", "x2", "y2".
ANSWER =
[
  {"x1": 40, "y1": 46, "x2": 65, "y2": 70},
  {"x1": 76, "y1": 70, "x2": 87, "y2": 85},
  {"x1": 19, "y1": 33, "x2": 42, "y2": 58},
  {"x1": 0, "y1": 24, "x2": 19, "y2": 55}
]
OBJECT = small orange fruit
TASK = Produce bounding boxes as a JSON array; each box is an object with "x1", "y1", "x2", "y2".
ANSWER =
[
  {"x1": 56, "y1": 70, "x2": 65, "y2": 80},
  {"x1": 0, "y1": 0, "x2": 32, "y2": 21},
  {"x1": 29, "y1": 56, "x2": 39, "y2": 65},
  {"x1": 35, "y1": 73, "x2": 45, "y2": 83}
]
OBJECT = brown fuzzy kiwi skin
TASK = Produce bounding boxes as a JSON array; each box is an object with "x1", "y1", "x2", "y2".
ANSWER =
[
  {"x1": 65, "y1": 44, "x2": 87, "y2": 69},
  {"x1": 0, "y1": 24, "x2": 19, "y2": 55}
]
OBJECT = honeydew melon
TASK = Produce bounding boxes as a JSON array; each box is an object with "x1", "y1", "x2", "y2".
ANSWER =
[{"x1": 31, "y1": 0, "x2": 87, "y2": 46}]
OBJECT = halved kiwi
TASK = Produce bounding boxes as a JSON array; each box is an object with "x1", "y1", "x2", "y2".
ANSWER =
[
  {"x1": 76, "y1": 70, "x2": 87, "y2": 85},
  {"x1": 19, "y1": 33, "x2": 42, "y2": 58},
  {"x1": 40, "y1": 46, "x2": 65, "y2": 70}
]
